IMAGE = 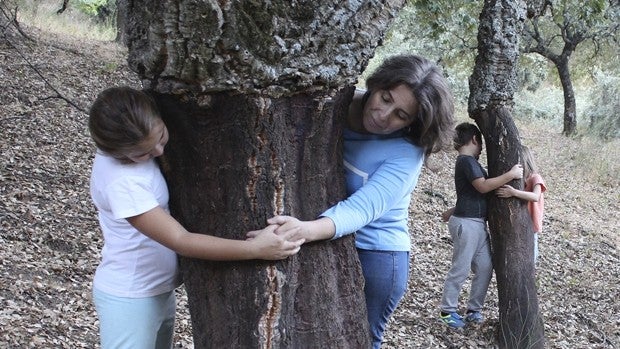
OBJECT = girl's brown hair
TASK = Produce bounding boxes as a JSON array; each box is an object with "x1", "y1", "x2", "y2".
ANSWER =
[
  {"x1": 521, "y1": 145, "x2": 538, "y2": 179},
  {"x1": 88, "y1": 87, "x2": 160, "y2": 161}
]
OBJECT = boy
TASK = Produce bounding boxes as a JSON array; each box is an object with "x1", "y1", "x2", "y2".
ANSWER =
[{"x1": 439, "y1": 122, "x2": 523, "y2": 328}]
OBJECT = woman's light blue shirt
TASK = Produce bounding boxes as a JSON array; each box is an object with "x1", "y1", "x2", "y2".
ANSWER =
[{"x1": 320, "y1": 128, "x2": 424, "y2": 251}]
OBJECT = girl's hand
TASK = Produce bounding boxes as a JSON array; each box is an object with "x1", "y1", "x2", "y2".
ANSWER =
[
  {"x1": 496, "y1": 185, "x2": 516, "y2": 198},
  {"x1": 246, "y1": 224, "x2": 304, "y2": 260}
]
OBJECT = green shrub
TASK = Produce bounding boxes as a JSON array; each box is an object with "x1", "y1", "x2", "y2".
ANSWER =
[
  {"x1": 74, "y1": 0, "x2": 107, "y2": 16},
  {"x1": 517, "y1": 54, "x2": 549, "y2": 92},
  {"x1": 16, "y1": 0, "x2": 116, "y2": 40},
  {"x1": 585, "y1": 71, "x2": 620, "y2": 140},
  {"x1": 514, "y1": 87, "x2": 563, "y2": 124},
  {"x1": 74, "y1": 0, "x2": 115, "y2": 23}
]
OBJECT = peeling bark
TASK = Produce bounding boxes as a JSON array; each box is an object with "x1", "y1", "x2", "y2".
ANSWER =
[{"x1": 152, "y1": 89, "x2": 370, "y2": 348}]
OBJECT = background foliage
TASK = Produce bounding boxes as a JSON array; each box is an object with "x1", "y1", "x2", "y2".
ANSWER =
[{"x1": 364, "y1": 0, "x2": 619, "y2": 139}]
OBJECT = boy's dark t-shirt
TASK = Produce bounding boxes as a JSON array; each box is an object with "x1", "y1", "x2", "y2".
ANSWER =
[{"x1": 453, "y1": 154, "x2": 488, "y2": 219}]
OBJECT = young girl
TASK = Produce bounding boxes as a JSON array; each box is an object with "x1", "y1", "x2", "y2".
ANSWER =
[
  {"x1": 251, "y1": 55, "x2": 455, "y2": 348},
  {"x1": 496, "y1": 145, "x2": 546, "y2": 262},
  {"x1": 88, "y1": 87, "x2": 304, "y2": 349}
]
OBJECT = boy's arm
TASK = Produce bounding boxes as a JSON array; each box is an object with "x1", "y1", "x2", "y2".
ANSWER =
[
  {"x1": 471, "y1": 164, "x2": 523, "y2": 194},
  {"x1": 496, "y1": 183, "x2": 542, "y2": 202}
]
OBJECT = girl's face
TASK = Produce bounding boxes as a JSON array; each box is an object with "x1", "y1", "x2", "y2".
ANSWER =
[
  {"x1": 362, "y1": 84, "x2": 418, "y2": 135},
  {"x1": 126, "y1": 118, "x2": 169, "y2": 163}
]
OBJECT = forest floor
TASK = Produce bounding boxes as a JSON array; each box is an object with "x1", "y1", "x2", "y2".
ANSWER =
[{"x1": 1, "y1": 22, "x2": 619, "y2": 349}]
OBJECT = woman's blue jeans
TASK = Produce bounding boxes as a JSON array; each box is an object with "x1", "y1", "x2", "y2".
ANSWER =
[{"x1": 358, "y1": 249, "x2": 409, "y2": 349}]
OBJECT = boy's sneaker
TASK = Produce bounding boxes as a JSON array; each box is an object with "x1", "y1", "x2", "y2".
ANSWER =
[
  {"x1": 465, "y1": 311, "x2": 484, "y2": 324},
  {"x1": 440, "y1": 312, "x2": 465, "y2": 328}
]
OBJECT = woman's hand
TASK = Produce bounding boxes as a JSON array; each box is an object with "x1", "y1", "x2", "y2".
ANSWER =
[
  {"x1": 246, "y1": 224, "x2": 305, "y2": 260},
  {"x1": 247, "y1": 215, "x2": 336, "y2": 243},
  {"x1": 247, "y1": 216, "x2": 307, "y2": 242}
]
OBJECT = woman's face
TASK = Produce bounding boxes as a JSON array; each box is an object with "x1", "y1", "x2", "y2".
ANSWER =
[
  {"x1": 362, "y1": 84, "x2": 418, "y2": 135},
  {"x1": 125, "y1": 118, "x2": 169, "y2": 163}
]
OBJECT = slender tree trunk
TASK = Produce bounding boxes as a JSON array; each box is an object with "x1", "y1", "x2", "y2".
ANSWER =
[
  {"x1": 469, "y1": 1, "x2": 545, "y2": 348},
  {"x1": 120, "y1": 0, "x2": 405, "y2": 347},
  {"x1": 556, "y1": 58, "x2": 577, "y2": 135},
  {"x1": 114, "y1": 0, "x2": 126, "y2": 43}
]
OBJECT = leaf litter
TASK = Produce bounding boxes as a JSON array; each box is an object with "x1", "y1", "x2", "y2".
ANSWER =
[{"x1": 0, "y1": 23, "x2": 618, "y2": 349}]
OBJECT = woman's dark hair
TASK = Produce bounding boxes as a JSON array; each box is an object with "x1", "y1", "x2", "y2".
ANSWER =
[
  {"x1": 364, "y1": 54, "x2": 455, "y2": 156},
  {"x1": 453, "y1": 122, "x2": 482, "y2": 150},
  {"x1": 88, "y1": 87, "x2": 160, "y2": 161}
]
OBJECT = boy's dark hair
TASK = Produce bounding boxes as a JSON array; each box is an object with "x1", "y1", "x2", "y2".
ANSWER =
[{"x1": 453, "y1": 122, "x2": 482, "y2": 150}]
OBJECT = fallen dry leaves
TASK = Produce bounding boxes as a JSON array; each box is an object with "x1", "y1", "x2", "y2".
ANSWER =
[{"x1": 1, "y1": 22, "x2": 618, "y2": 349}]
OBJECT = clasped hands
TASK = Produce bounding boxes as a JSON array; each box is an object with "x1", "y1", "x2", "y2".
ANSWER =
[{"x1": 247, "y1": 215, "x2": 336, "y2": 253}]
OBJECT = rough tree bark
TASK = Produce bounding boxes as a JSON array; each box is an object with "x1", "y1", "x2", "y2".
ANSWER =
[
  {"x1": 119, "y1": 1, "x2": 405, "y2": 347},
  {"x1": 468, "y1": 1, "x2": 545, "y2": 348}
]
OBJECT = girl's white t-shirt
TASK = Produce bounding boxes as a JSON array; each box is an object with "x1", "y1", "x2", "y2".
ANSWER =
[{"x1": 90, "y1": 152, "x2": 180, "y2": 298}]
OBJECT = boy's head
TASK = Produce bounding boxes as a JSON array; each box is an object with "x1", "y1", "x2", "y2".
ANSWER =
[{"x1": 454, "y1": 122, "x2": 482, "y2": 150}]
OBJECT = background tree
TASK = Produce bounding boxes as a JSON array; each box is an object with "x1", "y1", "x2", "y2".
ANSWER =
[
  {"x1": 469, "y1": 1, "x2": 544, "y2": 348},
  {"x1": 379, "y1": 0, "x2": 619, "y2": 138},
  {"x1": 118, "y1": 0, "x2": 406, "y2": 347},
  {"x1": 521, "y1": 0, "x2": 619, "y2": 135}
]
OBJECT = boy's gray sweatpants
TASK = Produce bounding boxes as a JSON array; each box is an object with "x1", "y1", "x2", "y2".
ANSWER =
[{"x1": 440, "y1": 216, "x2": 493, "y2": 313}]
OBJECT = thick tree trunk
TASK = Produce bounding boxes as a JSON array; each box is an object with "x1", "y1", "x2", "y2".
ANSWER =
[
  {"x1": 154, "y1": 89, "x2": 369, "y2": 348},
  {"x1": 469, "y1": 1, "x2": 545, "y2": 348},
  {"x1": 120, "y1": 0, "x2": 405, "y2": 347},
  {"x1": 556, "y1": 59, "x2": 577, "y2": 135}
]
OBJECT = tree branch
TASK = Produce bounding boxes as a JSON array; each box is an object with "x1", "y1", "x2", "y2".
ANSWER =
[
  {"x1": 0, "y1": 3, "x2": 34, "y2": 41},
  {"x1": 0, "y1": 7, "x2": 87, "y2": 114}
]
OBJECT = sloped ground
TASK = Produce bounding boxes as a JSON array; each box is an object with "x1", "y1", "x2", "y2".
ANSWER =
[{"x1": 1, "y1": 26, "x2": 618, "y2": 348}]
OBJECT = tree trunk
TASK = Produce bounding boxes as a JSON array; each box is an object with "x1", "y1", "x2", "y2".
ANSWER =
[
  {"x1": 120, "y1": 0, "x2": 405, "y2": 347},
  {"x1": 469, "y1": 1, "x2": 545, "y2": 348},
  {"x1": 154, "y1": 89, "x2": 368, "y2": 348},
  {"x1": 556, "y1": 58, "x2": 577, "y2": 135},
  {"x1": 114, "y1": 0, "x2": 126, "y2": 43}
]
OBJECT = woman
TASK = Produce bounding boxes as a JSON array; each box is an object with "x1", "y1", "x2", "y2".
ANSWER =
[{"x1": 252, "y1": 55, "x2": 455, "y2": 348}]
